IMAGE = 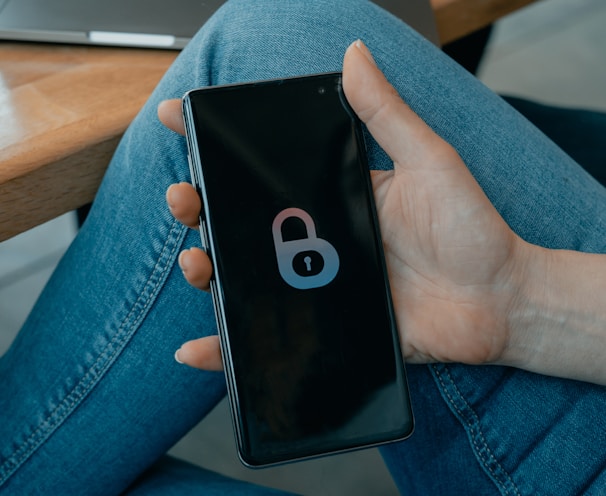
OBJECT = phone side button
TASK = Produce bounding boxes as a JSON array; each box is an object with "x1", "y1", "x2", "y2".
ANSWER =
[
  {"x1": 186, "y1": 154, "x2": 196, "y2": 187},
  {"x1": 199, "y1": 220, "x2": 216, "y2": 283},
  {"x1": 199, "y1": 219, "x2": 210, "y2": 252},
  {"x1": 197, "y1": 198, "x2": 206, "y2": 225}
]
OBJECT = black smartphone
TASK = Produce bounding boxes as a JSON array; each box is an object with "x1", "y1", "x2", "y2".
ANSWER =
[{"x1": 182, "y1": 73, "x2": 413, "y2": 467}]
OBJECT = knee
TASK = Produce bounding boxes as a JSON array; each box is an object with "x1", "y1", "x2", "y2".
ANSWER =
[{"x1": 185, "y1": 0, "x2": 398, "y2": 84}]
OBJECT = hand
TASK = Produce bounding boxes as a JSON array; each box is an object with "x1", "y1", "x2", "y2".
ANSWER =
[{"x1": 161, "y1": 40, "x2": 528, "y2": 372}]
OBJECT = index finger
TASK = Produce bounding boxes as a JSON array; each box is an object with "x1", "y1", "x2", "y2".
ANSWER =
[{"x1": 158, "y1": 99, "x2": 186, "y2": 135}]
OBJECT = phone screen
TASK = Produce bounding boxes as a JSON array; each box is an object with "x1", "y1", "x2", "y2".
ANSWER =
[{"x1": 183, "y1": 73, "x2": 413, "y2": 466}]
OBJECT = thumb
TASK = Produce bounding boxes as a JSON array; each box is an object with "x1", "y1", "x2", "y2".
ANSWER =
[{"x1": 342, "y1": 40, "x2": 449, "y2": 172}]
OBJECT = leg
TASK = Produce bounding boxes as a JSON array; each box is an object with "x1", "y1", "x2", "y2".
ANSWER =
[
  {"x1": 124, "y1": 456, "x2": 291, "y2": 495},
  {"x1": 505, "y1": 96, "x2": 606, "y2": 187},
  {"x1": 1, "y1": 0, "x2": 605, "y2": 494}
]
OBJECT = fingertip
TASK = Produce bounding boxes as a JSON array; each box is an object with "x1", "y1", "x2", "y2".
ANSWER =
[
  {"x1": 175, "y1": 336, "x2": 223, "y2": 371},
  {"x1": 177, "y1": 248, "x2": 191, "y2": 272},
  {"x1": 165, "y1": 183, "x2": 179, "y2": 210},
  {"x1": 178, "y1": 247, "x2": 212, "y2": 291},
  {"x1": 343, "y1": 39, "x2": 444, "y2": 170},
  {"x1": 166, "y1": 181, "x2": 193, "y2": 206},
  {"x1": 166, "y1": 182, "x2": 201, "y2": 228},
  {"x1": 157, "y1": 99, "x2": 171, "y2": 116},
  {"x1": 174, "y1": 347, "x2": 185, "y2": 364},
  {"x1": 158, "y1": 98, "x2": 186, "y2": 135},
  {"x1": 342, "y1": 38, "x2": 397, "y2": 125},
  {"x1": 346, "y1": 39, "x2": 377, "y2": 67},
  {"x1": 157, "y1": 99, "x2": 173, "y2": 124}
]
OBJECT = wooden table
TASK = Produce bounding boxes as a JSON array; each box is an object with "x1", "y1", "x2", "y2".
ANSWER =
[
  {"x1": 0, "y1": 0, "x2": 538, "y2": 241},
  {"x1": 0, "y1": 46, "x2": 175, "y2": 240}
]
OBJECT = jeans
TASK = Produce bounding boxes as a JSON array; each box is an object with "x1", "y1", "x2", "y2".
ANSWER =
[{"x1": 1, "y1": 0, "x2": 606, "y2": 494}]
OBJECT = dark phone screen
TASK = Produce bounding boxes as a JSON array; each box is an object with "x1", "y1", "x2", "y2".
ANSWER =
[{"x1": 184, "y1": 73, "x2": 413, "y2": 466}]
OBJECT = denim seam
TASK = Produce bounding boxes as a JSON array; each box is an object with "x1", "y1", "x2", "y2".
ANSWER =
[
  {"x1": 431, "y1": 364, "x2": 521, "y2": 496},
  {"x1": 0, "y1": 219, "x2": 187, "y2": 487}
]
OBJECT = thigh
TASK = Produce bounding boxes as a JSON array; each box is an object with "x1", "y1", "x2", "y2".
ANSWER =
[
  {"x1": 382, "y1": 364, "x2": 606, "y2": 495},
  {"x1": 125, "y1": 456, "x2": 295, "y2": 495},
  {"x1": 505, "y1": 96, "x2": 606, "y2": 187}
]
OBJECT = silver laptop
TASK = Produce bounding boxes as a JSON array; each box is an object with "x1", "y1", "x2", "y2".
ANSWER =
[{"x1": 0, "y1": 0, "x2": 438, "y2": 49}]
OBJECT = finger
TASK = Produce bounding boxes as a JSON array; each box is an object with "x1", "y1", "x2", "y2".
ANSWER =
[
  {"x1": 166, "y1": 182, "x2": 201, "y2": 229},
  {"x1": 175, "y1": 335, "x2": 223, "y2": 371},
  {"x1": 158, "y1": 99, "x2": 186, "y2": 135},
  {"x1": 342, "y1": 40, "x2": 454, "y2": 172},
  {"x1": 178, "y1": 247, "x2": 213, "y2": 291}
]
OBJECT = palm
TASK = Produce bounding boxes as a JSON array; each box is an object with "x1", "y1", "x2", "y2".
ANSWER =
[{"x1": 371, "y1": 156, "x2": 519, "y2": 365}]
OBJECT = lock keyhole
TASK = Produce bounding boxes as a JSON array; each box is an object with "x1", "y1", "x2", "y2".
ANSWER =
[
  {"x1": 292, "y1": 250, "x2": 324, "y2": 277},
  {"x1": 304, "y1": 256, "x2": 312, "y2": 272}
]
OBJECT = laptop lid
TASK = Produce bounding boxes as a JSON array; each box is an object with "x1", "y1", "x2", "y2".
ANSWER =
[{"x1": 0, "y1": 0, "x2": 438, "y2": 49}]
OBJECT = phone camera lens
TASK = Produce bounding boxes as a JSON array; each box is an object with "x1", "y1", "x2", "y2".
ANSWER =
[{"x1": 317, "y1": 86, "x2": 326, "y2": 95}]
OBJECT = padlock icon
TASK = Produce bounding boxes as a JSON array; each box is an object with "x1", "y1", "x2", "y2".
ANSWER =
[{"x1": 272, "y1": 207, "x2": 340, "y2": 290}]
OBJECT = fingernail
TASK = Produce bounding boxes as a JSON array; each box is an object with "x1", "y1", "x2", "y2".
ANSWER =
[
  {"x1": 175, "y1": 348, "x2": 185, "y2": 364},
  {"x1": 178, "y1": 249, "x2": 190, "y2": 273},
  {"x1": 166, "y1": 184, "x2": 176, "y2": 210},
  {"x1": 354, "y1": 39, "x2": 377, "y2": 67}
]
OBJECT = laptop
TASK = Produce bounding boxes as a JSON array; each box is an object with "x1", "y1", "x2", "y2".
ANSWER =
[{"x1": 0, "y1": 0, "x2": 438, "y2": 49}]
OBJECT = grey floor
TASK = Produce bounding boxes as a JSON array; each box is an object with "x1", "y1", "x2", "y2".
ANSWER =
[{"x1": 1, "y1": 0, "x2": 606, "y2": 493}]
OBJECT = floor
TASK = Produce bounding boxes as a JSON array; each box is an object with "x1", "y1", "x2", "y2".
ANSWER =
[{"x1": 1, "y1": 0, "x2": 605, "y2": 493}]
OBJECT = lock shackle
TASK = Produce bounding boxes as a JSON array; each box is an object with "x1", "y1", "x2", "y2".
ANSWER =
[{"x1": 272, "y1": 207, "x2": 317, "y2": 242}]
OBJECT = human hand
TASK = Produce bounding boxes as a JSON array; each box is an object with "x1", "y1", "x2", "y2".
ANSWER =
[
  {"x1": 164, "y1": 182, "x2": 224, "y2": 370},
  {"x1": 161, "y1": 40, "x2": 529, "y2": 372}
]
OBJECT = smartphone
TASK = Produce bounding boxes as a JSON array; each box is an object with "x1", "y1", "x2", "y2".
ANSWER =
[{"x1": 182, "y1": 73, "x2": 413, "y2": 467}]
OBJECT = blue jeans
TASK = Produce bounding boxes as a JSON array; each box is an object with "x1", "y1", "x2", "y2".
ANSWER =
[{"x1": 2, "y1": 1, "x2": 606, "y2": 494}]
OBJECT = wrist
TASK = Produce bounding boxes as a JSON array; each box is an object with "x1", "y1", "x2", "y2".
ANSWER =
[
  {"x1": 499, "y1": 239, "x2": 552, "y2": 371},
  {"x1": 500, "y1": 240, "x2": 606, "y2": 384}
]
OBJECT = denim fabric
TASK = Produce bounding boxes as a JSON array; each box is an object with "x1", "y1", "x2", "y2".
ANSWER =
[
  {"x1": 503, "y1": 96, "x2": 606, "y2": 187},
  {"x1": 1, "y1": 0, "x2": 605, "y2": 494}
]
